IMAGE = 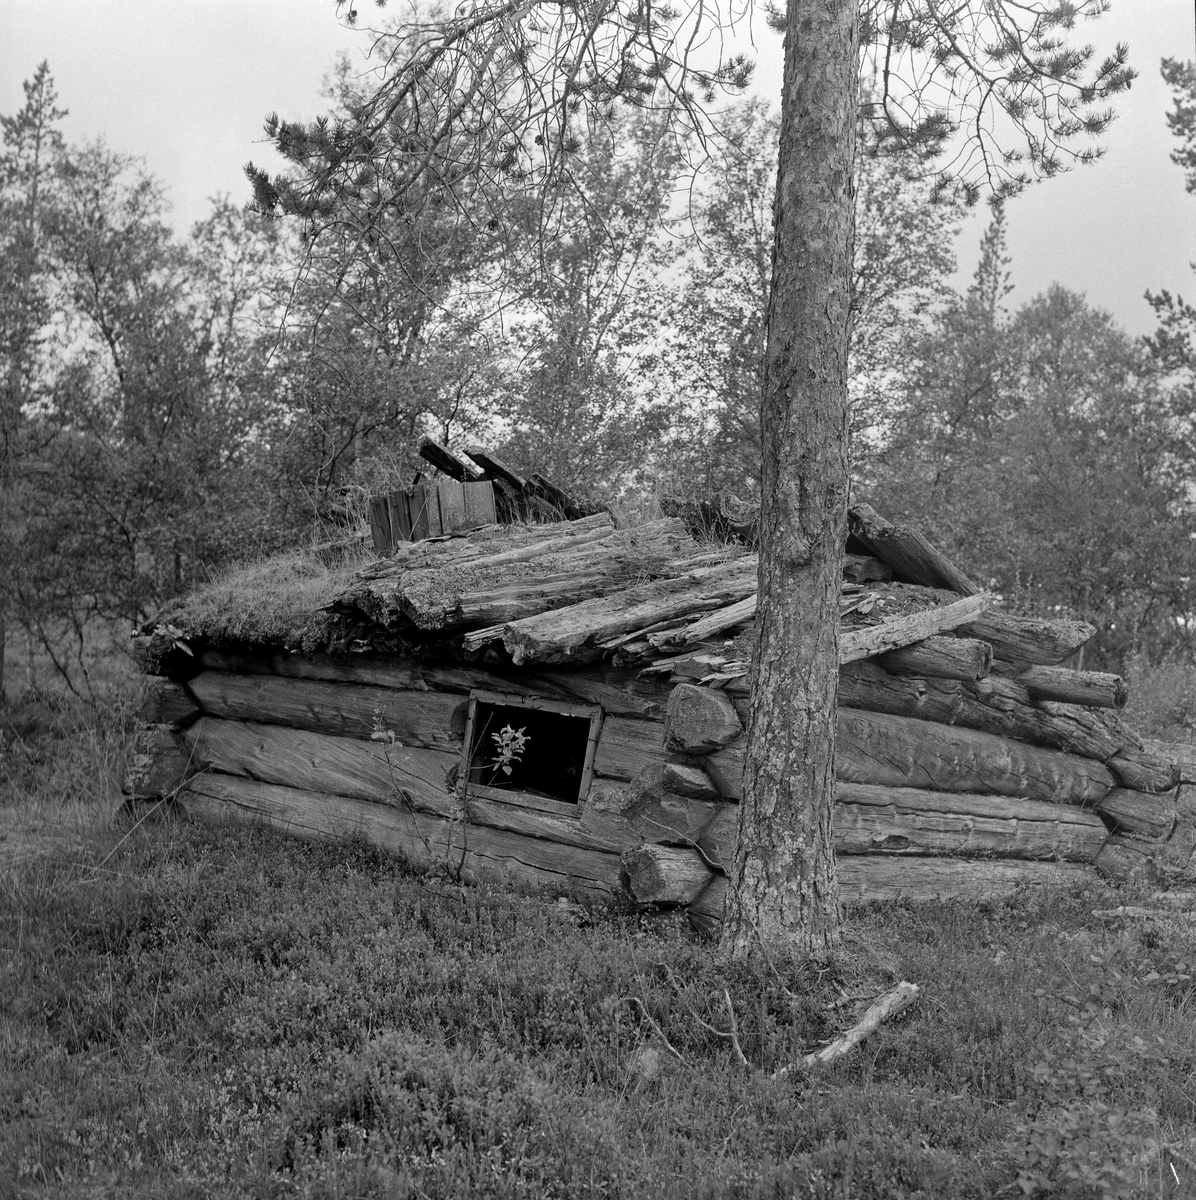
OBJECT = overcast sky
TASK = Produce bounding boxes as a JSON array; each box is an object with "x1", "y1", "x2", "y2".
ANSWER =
[{"x1": 2, "y1": 0, "x2": 1194, "y2": 335}]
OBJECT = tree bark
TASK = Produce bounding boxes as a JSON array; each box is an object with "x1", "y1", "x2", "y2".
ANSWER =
[{"x1": 721, "y1": 0, "x2": 858, "y2": 957}]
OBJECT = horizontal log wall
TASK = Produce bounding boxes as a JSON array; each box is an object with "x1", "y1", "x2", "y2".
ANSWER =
[
  {"x1": 697, "y1": 784, "x2": 1107, "y2": 864},
  {"x1": 185, "y1": 668, "x2": 1129, "y2": 818},
  {"x1": 180, "y1": 722, "x2": 1114, "y2": 872},
  {"x1": 180, "y1": 772, "x2": 1097, "y2": 908},
  {"x1": 185, "y1": 668, "x2": 669, "y2": 792},
  {"x1": 156, "y1": 651, "x2": 1192, "y2": 905},
  {"x1": 198, "y1": 649, "x2": 673, "y2": 720},
  {"x1": 705, "y1": 708, "x2": 1115, "y2": 806},
  {"x1": 188, "y1": 671, "x2": 465, "y2": 752},
  {"x1": 185, "y1": 717, "x2": 462, "y2": 818},
  {"x1": 184, "y1": 773, "x2": 624, "y2": 899}
]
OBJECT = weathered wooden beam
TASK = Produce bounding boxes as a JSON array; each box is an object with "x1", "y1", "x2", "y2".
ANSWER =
[
  {"x1": 837, "y1": 660, "x2": 1129, "y2": 764},
  {"x1": 695, "y1": 783, "x2": 1106, "y2": 866},
  {"x1": 706, "y1": 707, "x2": 1116, "y2": 806},
  {"x1": 836, "y1": 783, "x2": 1107, "y2": 860},
  {"x1": 957, "y1": 610, "x2": 1095, "y2": 668},
  {"x1": 1106, "y1": 753, "x2": 1181, "y2": 795},
  {"x1": 463, "y1": 794, "x2": 639, "y2": 854},
  {"x1": 1142, "y1": 740, "x2": 1196, "y2": 785},
  {"x1": 848, "y1": 504, "x2": 980, "y2": 596},
  {"x1": 420, "y1": 661, "x2": 672, "y2": 720},
  {"x1": 400, "y1": 520, "x2": 696, "y2": 632},
  {"x1": 660, "y1": 595, "x2": 757, "y2": 647},
  {"x1": 1095, "y1": 787, "x2": 1178, "y2": 840},
  {"x1": 187, "y1": 671, "x2": 465, "y2": 754},
  {"x1": 1019, "y1": 665, "x2": 1128, "y2": 709},
  {"x1": 368, "y1": 496, "x2": 392, "y2": 556},
  {"x1": 1026, "y1": 700, "x2": 1178, "y2": 793},
  {"x1": 462, "y1": 481, "x2": 497, "y2": 526},
  {"x1": 418, "y1": 436, "x2": 485, "y2": 482},
  {"x1": 679, "y1": 843, "x2": 1109, "y2": 913},
  {"x1": 842, "y1": 553, "x2": 893, "y2": 584},
  {"x1": 453, "y1": 569, "x2": 648, "y2": 632},
  {"x1": 386, "y1": 491, "x2": 413, "y2": 545},
  {"x1": 835, "y1": 709, "x2": 1116, "y2": 806},
  {"x1": 184, "y1": 772, "x2": 623, "y2": 898},
  {"x1": 198, "y1": 648, "x2": 428, "y2": 691},
  {"x1": 497, "y1": 556, "x2": 757, "y2": 665},
  {"x1": 840, "y1": 593, "x2": 992, "y2": 663},
  {"x1": 184, "y1": 717, "x2": 460, "y2": 819},
  {"x1": 463, "y1": 445, "x2": 529, "y2": 491},
  {"x1": 877, "y1": 636, "x2": 992, "y2": 682},
  {"x1": 621, "y1": 844, "x2": 714, "y2": 905}
]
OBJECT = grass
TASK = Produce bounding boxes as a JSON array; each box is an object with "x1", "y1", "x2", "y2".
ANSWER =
[
  {"x1": 147, "y1": 543, "x2": 377, "y2": 655},
  {"x1": 2, "y1": 676, "x2": 1196, "y2": 1199},
  {"x1": 1123, "y1": 655, "x2": 1196, "y2": 747}
]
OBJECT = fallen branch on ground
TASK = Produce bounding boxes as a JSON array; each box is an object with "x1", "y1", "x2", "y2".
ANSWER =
[
  {"x1": 1092, "y1": 906, "x2": 1196, "y2": 922},
  {"x1": 774, "y1": 981, "x2": 921, "y2": 1077}
]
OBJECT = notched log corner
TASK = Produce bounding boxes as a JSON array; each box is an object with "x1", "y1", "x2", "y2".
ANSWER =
[{"x1": 122, "y1": 725, "x2": 198, "y2": 800}]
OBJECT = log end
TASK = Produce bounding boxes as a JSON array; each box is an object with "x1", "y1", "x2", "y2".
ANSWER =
[
  {"x1": 664, "y1": 683, "x2": 743, "y2": 755},
  {"x1": 620, "y1": 844, "x2": 716, "y2": 906},
  {"x1": 122, "y1": 725, "x2": 196, "y2": 800},
  {"x1": 1095, "y1": 835, "x2": 1161, "y2": 886}
]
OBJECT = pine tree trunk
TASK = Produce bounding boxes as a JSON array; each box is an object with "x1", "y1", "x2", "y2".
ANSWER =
[{"x1": 721, "y1": 0, "x2": 858, "y2": 956}]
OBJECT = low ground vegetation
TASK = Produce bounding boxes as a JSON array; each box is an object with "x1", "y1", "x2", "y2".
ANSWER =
[{"x1": 2, "y1": 675, "x2": 1196, "y2": 1199}]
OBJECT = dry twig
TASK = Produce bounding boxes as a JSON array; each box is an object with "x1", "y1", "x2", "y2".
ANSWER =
[{"x1": 774, "y1": 980, "x2": 920, "y2": 1078}]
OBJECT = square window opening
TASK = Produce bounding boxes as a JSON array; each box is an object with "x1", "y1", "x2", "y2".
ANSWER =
[{"x1": 463, "y1": 693, "x2": 600, "y2": 805}]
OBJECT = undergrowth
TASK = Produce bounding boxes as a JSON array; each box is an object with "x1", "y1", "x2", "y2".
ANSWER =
[
  {"x1": 1123, "y1": 655, "x2": 1196, "y2": 746},
  {"x1": 1, "y1": 809, "x2": 1194, "y2": 1199}
]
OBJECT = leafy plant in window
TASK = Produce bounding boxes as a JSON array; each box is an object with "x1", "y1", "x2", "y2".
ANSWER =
[{"x1": 490, "y1": 725, "x2": 529, "y2": 780}]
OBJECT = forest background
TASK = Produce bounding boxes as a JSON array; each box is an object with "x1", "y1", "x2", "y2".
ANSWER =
[{"x1": 2, "y1": 49, "x2": 1196, "y2": 726}]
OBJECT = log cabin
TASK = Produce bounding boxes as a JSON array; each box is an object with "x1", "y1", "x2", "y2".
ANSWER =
[{"x1": 125, "y1": 492, "x2": 1196, "y2": 931}]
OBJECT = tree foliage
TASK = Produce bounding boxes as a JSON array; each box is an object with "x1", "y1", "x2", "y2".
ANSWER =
[
  {"x1": 872, "y1": 208, "x2": 1196, "y2": 666},
  {"x1": 1161, "y1": 56, "x2": 1196, "y2": 193},
  {"x1": 248, "y1": 0, "x2": 1133, "y2": 241},
  {"x1": 481, "y1": 110, "x2": 682, "y2": 493},
  {"x1": 641, "y1": 100, "x2": 964, "y2": 496}
]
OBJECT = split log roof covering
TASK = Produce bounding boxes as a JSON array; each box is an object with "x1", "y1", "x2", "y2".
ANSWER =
[{"x1": 148, "y1": 507, "x2": 1093, "y2": 679}]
